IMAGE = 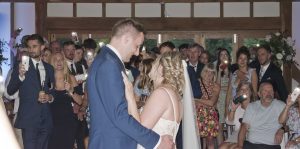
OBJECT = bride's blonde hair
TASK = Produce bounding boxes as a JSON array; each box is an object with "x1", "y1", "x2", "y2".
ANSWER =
[{"x1": 155, "y1": 51, "x2": 185, "y2": 96}]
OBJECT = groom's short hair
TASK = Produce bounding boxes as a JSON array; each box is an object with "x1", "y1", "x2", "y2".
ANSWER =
[{"x1": 111, "y1": 18, "x2": 146, "y2": 38}]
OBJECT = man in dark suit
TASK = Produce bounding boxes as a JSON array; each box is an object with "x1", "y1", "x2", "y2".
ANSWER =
[
  {"x1": 87, "y1": 19, "x2": 173, "y2": 149},
  {"x1": 7, "y1": 34, "x2": 55, "y2": 149},
  {"x1": 186, "y1": 43, "x2": 205, "y2": 98},
  {"x1": 255, "y1": 45, "x2": 288, "y2": 102},
  {"x1": 62, "y1": 40, "x2": 87, "y2": 149},
  {"x1": 176, "y1": 43, "x2": 204, "y2": 149}
]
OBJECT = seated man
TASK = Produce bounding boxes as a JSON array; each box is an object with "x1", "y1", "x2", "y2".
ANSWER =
[{"x1": 236, "y1": 82, "x2": 286, "y2": 149}]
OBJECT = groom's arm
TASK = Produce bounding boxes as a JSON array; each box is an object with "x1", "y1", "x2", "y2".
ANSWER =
[{"x1": 96, "y1": 62, "x2": 160, "y2": 149}]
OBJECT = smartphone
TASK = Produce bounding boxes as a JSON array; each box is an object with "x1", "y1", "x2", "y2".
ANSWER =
[
  {"x1": 17, "y1": 27, "x2": 23, "y2": 33},
  {"x1": 233, "y1": 94, "x2": 247, "y2": 104},
  {"x1": 21, "y1": 55, "x2": 29, "y2": 71},
  {"x1": 291, "y1": 87, "x2": 300, "y2": 102},
  {"x1": 86, "y1": 51, "x2": 94, "y2": 61},
  {"x1": 71, "y1": 32, "x2": 79, "y2": 43}
]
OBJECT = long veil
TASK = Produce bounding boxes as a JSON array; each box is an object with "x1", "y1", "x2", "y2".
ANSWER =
[{"x1": 182, "y1": 60, "x2": 201, "y2": 149}]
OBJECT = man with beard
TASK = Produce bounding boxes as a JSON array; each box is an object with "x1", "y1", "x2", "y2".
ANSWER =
[
  {"x1": 255, "y1": 45, "x2": 288, "y2": 102},
  {"x1": 7, "y1": 34, "x2": 55, "y2": 149},
  {"x1": 236, "y1": 82, "x2": 286, "y2": 149}
]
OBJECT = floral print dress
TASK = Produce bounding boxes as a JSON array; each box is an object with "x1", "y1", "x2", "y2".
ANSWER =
[
  {"x1": 287, "y1": 106, "x2": 300, "y2": 148},
  {"x1": 196, "y1": 81, "x2": 219, "y2": 137}
]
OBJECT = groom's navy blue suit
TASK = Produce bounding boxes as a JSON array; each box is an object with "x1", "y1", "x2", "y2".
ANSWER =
[{"x1": 87, "y1": 46, "x2": 159, "y2": 149}]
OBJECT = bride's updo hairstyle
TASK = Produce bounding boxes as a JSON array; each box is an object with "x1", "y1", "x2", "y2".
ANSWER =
[{"x1": 157, "y1": 51, "x2": 185, "y2": 96}]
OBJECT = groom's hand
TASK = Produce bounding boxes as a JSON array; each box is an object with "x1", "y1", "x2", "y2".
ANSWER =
[{"x1": 158, "y1": 135, "x2": 174, "y2": 149}]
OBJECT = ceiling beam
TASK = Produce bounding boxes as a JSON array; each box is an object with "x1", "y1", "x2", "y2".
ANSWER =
[{"x1": 46, "y1": 17, "x2": 281, "y2": 31}]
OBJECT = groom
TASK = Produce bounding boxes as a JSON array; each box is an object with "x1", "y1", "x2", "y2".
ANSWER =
[{"x1": 87, "y1": 19, "x2": 174, "y2": 149}]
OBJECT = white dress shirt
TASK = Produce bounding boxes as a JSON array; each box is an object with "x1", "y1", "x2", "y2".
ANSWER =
[
  {"x1": 31, "y1": 58, "x2": 46, "y2": 86},
  {"x1": 259, "y1": 62, "x2": 270, "y2": 80},
  {"x1": 66, "y1": 60, "x2": 77, "y2": 74}
]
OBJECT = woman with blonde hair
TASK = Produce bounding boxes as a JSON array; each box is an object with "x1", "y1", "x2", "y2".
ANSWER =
[
  {"x1": 219, "y1": 81, "x2": 255, "y2": 149},
  {"x1": 196, "y1": 63, "x2": 221, "y2": 149},
  {"x1": 48, "y1": 52, "x2": 82, "y2": 149},
  {"x1": 123, "y1": 51, "x2": 185, "y2": 149}
]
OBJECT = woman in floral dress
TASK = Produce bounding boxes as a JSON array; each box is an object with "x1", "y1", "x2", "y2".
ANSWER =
[
  {"x1": 279, "y1": 95, "x2": 300, "y2": 148},
  {"x1": 196, "y1": 63, "x2": 221, "y2": 149}
]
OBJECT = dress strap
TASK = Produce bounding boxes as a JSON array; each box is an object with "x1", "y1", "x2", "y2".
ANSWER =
[{"x1": 160, "y1": 87, "x2": 178, "y2": 123}]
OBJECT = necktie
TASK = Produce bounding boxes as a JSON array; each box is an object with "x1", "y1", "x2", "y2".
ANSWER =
[
  {"x1": 193, "y1": 65, "x2": 197, "y2": 72},
  {"x1": 259, "y1": 68, "x2": 264, "y2": 81},
  {"x1": 36, "y1": 63, "x2": 41, "y2": 87},
  {"x1": 71, "y1": 63, "x2": 76, "y2": 75}
]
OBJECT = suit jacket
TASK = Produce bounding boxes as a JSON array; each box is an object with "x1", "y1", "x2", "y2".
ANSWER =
[
  {"x1": 87, "y1": 46, "x2": 159, "y2": 149},
  {"x1": 256, "y1": 62, "x2": 288, "y2": 102},
  {"x1": 7, "y1": 58, "x2": 55, "y2": 129},
  {"x1": 187, "y1": 61, "x2": 204, "y2": 99}
]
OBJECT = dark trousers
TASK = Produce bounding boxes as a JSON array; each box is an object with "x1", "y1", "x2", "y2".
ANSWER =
[
  {"x1": 243, "y1": 141, "x2": 281, "y2": 149},
  {"x1": 75, "y1": 119, "x2": 89, "y2": 149},
  {"x1": 22, "y1": 127, "x2": 50, "y2": 149},
  {"x1": 175, "y1": 121, "x2": 183, "y2": 149}
]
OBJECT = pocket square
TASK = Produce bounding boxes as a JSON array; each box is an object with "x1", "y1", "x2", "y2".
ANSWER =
[{"x1": 267, "y1": 77, "x2": 271, "y2": 80}]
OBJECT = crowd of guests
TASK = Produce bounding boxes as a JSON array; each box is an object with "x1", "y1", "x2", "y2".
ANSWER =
[{"x1": 1, "y1": 27, "x2": 300, "y2": 149}]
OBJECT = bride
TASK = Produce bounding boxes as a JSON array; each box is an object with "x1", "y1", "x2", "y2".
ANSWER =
[{"x1": 122, "y1": 51, "x2": 184, "y2": 149}]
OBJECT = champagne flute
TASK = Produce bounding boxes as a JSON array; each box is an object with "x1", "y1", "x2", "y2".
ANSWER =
[{"x1": 38, "y1": 81, "x2": 45, "y2": 103}]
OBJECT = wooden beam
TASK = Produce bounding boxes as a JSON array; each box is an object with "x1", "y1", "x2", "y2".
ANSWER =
[
  {"x1": 45, "y1": 17, "x2": 281, "y2": 31},
  {"x1": 0, "y1": 0, "x2": 41, "y2": 1},
  {"x1": 43, "y1": 0, "x2": 280, "y2": 2},
  {"x1": 36, "y1": 0, "x2": 47, "y2": 36},
  {"x1": 280, "y1": 0, "x2": 292, "y2": 92}
]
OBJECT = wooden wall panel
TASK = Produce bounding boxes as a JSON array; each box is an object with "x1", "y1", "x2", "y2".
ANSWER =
[{"x1": 46, "y1": 17, "x2": 281, "y2": 31}]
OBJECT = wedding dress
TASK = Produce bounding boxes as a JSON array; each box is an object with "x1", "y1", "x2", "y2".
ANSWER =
[
  {"x1": 137, "y1": 60, "x2": 200, "y2": 149},
  {"x1": 137, "y1": 87, "x2": 180, "y2": 149}
]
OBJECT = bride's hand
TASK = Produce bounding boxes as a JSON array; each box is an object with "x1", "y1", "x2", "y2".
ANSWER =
[{"x1": 121, "y1": 71, "x2": 135, "y2": 102}]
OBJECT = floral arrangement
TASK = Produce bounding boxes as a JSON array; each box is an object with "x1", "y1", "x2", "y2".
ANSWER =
[
  {"x1": 263, "y1": 32, "x2": 297, "y2": 68},
  {"x1": 0, "y1": 39, "x2": 8, "y2": 66}
]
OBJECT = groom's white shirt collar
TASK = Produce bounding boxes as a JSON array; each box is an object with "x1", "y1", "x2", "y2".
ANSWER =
[
  {"x1": 107, "y1": 44, "x2": 123, "y2": 62},
  {"x1": 106, "y1": 44, "x2": 162, "y2": 148}
]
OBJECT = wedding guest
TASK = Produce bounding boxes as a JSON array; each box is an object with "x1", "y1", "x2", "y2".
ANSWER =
[
  {"x1": 255, "y1": 45, "x2": 288, "y2": 102},
  {"x1": 0, "y1": 96, "x2": 21, "y2": 149},
  {"x1": 7, "y1": 34, "x2": 55, "y2": 149},
  {"x1": 216, "y1": 48, "x2": 231, "y2": 144},
  {"x1": 236, "y1": 82, "x2": 285, "y2": 149},
  {"x1": 159, "y1": 41, "x2": 175, "y2": 54},
  {"x1": 50, "y1": 40, "x2": 62, "y2": 53},
  {"x1": 178, "y1": 43, "x2": 189, "y2": 61},
  {"x1": 219, "y1": 81, "x2": 255, "y2": 149},
  {"x1": 3, "y1": 50, "x2": 28, "y2": 148},
  {"x1": 279, "y1": 95, "x2": 300, "y2": 148},
  {"x1": 133, "y1": 58, "x2": 154, "y2": 107},
  {"x1": 48, "y1": 52, "x2": 82, "y2": 149},
  {"x1": 226, "y1": 47, "x2": 257, "y2": 115},
  {"x1": 196, "y1": 63, "x2": 221, "y2": 149},
  {"x1": 187, "y1": 43, "x2": 204, "y2": 99},
  {"x1": 199, "y1": 51, "x2": 210, "y2": 65},
  {"x1": 41, "y1": 48, "x2": 52, "y2": 63}
]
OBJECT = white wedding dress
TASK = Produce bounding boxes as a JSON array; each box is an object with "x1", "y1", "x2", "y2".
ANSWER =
[
  {"x1": 137, "y1": 87, "x2": 180, "y2": 149},
  {"x1": 137, "y1": 60, "x2": 201, "y2": 149}
]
